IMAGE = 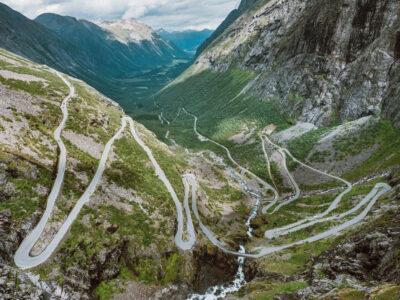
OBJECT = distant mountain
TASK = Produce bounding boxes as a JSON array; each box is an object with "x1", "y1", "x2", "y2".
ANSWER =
[
  {"x1": 0, "y1": 3, "x2": 189, "y2": 108},
  {"x1": 157, "y1": 29, "x2": 213, "y2": 56},
  {"x1": 36, "y1": 14, "x2": 184, "y2": 73}
]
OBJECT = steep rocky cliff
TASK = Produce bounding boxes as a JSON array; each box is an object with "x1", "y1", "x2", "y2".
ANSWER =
[{"x1": 195, "y1": 0, "x2": 400, "y2": 127}]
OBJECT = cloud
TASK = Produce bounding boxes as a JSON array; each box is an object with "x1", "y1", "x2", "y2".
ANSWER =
[{"x1": 2, "y1": 0, "x2": 240, "y2": 30}]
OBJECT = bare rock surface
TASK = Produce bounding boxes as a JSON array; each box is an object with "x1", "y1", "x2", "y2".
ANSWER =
[
  {"x1": 0, "y1": 70, "x2": 48, "y2": 82},
  {"x1": 196, "y1": 0, "x2": 400, "y2": 128}
]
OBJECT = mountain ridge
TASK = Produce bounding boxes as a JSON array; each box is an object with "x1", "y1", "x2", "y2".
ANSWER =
[
  {"x1": 183, "y1": 0, "x2": 400, "y2": 128},
  {"x1": 0, "y1": 3, "x2": 189, "y2": 109}
]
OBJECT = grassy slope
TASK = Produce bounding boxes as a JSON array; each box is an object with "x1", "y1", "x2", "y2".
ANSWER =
[{"x1": 135, "y1": 68, "x2": 291, "y2": 184}]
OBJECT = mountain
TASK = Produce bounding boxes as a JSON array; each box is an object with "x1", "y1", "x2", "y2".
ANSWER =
[
  {"x1": 35, "y1": 13, "x2": 190, "y2": 108},
  {"x1": 135, "y1": 0, "x2": 400, "y2": 298},
  {"x1": 157, "y1": 29, "x2": 213, "y2": 55},
  {"x1": 192, "y1": 0, "x2": 400, "y2": 128},
  {"x1": 0, "y1": 3, "x2": 189, "y2": 109},
  {"x1": 35, "y1": 14, "x2": 184, "y2": 72},
  {"x1": 0, "y1": 2, "x2": 85, "y2": 73}
]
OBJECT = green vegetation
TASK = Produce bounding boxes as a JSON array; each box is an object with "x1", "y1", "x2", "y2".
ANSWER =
[
  {"x1": 93, "y1": 251, "x2": 186, "y2": 299},
  {"x1": 287, "y1": 127, "x2": 332, "y2": 161},
  {"x1": 106, "y1": 136, "x2": 183, "y2": 208},
  {"x1": 371, "y1": 284, "x2": 400, "y2": 300},
  {"x1": 0, "y1": 76, "x2": 49, "y2": 96},
  {"x1": 0, "y1": 54, "x2": 68, "y2": 97},
  {"x1": 239, "y1": 280, "x2": 308, "y2": 300},
  {"x1": 66, "y1": 83, "x2": 123, "y2": 145},
  {"x1": 331, "y1": 288, "x2": 366, "y2": 300},
  {"x1": 0, "y1": 149, "x2": 54, "y2": 220},
  {"x1": 342, "y1": 120, "x2": 400, "y2": 180},
  {"x1": 135, "y1": 68, "x2": 291, "y2": 184},
  {"x1": 162, "y1": 253, "x2": 181, "y2": 284},
  {"x1": 95, "y1": 280, "x2": 121, "y2": 300}
]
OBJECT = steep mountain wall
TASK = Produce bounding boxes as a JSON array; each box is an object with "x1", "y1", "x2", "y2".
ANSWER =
[{"x1": 195, "y1": 0, "x2": 400, "y2": 127}]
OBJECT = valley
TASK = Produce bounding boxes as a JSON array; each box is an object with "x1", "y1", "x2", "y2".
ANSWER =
[
  {"x1": 0, "y1": 0, "x2": 400, "y2": 299},
  {"x1": 0, "y1": 3, "x2": 192, "y2": 108}
]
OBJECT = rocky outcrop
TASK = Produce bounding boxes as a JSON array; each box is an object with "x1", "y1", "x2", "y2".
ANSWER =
[
  {"x1": 196, "y1": 0, "x2": 400, "y2": 127},
  {"x1": 0, "y1": 209, "x2": 66, "y2": 299},
  {"x1": 305, "y1": 211, "x2": 400, "y2": 296},
  {"x1": 191, "y1": 245, "x2": 239, "y2": 292}
]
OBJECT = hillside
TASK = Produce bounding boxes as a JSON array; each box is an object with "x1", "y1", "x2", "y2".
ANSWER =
[
  {"x1": 0, "y1": 3, "x2": 189, "y2": 109},
  {"x1": 35, "y1": 14, "x2": 184, "y2": 72},
  {"x1": 195, "y1": 0, "x2": 260, "y2": 57},
  {"x1": 0, "y1": 49, "x2": 254, "y2": 299},
  {"x1": 193, "y1": 0, "x2": 400, "y2": 127}
]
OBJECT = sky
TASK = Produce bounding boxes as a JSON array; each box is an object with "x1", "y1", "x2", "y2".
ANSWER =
[{"x1": 2, "y1": 0, "x2": 241, "y2": 31}]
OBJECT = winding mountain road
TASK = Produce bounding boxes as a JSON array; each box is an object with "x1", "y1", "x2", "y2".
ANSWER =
[
  {"x1": 14, "y1": 73, "x2": 392, "y2": 274},
  {"x1": 175, "y1": 108, "x2": 392, "y2": 259},
  {"x1": 182, "y1": 108, "x2": 279, "y2": 204},
  {"x1": 127, "y1": 118, "x2": 196, "y2": 251},
  {"x1": 14, "y1": 73, "x2": 127, "y2": 269}
]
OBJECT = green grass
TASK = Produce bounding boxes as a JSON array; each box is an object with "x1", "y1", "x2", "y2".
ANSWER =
[
  {"x1": 106, "y1": 136, "x2": 183, "y2": 209},
  {"x1": 287, "y1": 127, "x2": 332, "y2": 161},
  {"x1": 162, "y1": 253, "x2": 181, "y2": 284},
  {"x1": 371, "y1": 284, "x2": 400, "y2": 300},
  {"x1": 323, "y1": 288, "x2": 366, "y2": 300},
  {"x1": 241, "y1": 280, "x2": 308, "y2": 300},
  {"x1": 342, "y1": 120, "x2": 400, "y2": 180},
  {"x1": 95, "y1": 280, "x2": 122, "y2": 300},
  {"x1": 0, "y1": 149, "x2": 54, "y2": 220},
  {"x1": 65, "y1": 83, "x2": 123, "y2": 145},
  {"x1": 0, "y1": 60, "x2": 68, "y2": 97},
  {"x1": 0, "y1": 76, "x2": 49, "y2": 96},
  {"x1": 134, "y1": 68, "x2": 291, "y2": 183}
]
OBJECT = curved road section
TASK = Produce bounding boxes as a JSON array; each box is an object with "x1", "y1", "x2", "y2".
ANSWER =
[
  {"x1": 127, "y1": 118, "x2": 196, "y2": 251},
  {"x1": 14, "y1": 74, "x2": 127, "y2": 269},
  {"x1": 178, "y1": 108, "x2": 392, "y2": 259}
]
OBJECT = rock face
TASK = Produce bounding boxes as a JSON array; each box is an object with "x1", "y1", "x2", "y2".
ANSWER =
[
  {"x1": 195, "y1": 0, "x2": 400, "y2": 127},
  {"x1": 306, "y1": 210, "x2": 400, "y2": 296}
]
